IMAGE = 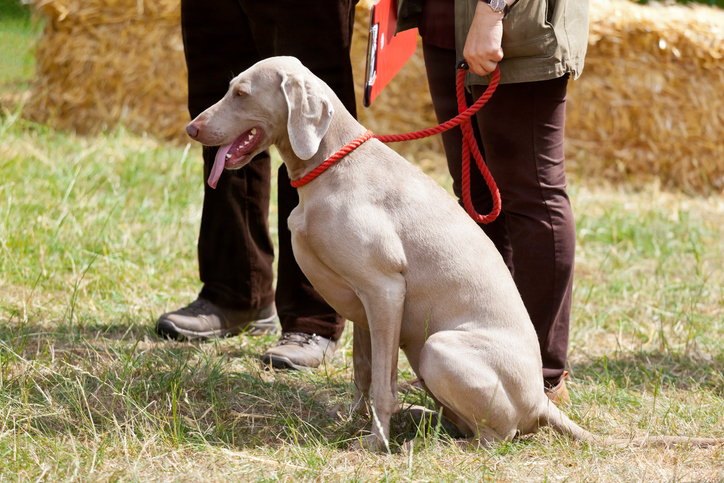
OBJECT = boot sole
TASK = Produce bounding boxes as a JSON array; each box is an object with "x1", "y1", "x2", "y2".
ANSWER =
[
  {"x1": 259, "y1": 353, "x2": 313, "y2": 371},
  {"x1": 156, "y1": 313, "x2": 278, "y2": 341}
]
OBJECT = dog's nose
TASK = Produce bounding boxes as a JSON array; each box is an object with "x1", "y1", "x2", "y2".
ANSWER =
[{"x1": 186, "y1": 123, "x2": 199, "y2": 139}]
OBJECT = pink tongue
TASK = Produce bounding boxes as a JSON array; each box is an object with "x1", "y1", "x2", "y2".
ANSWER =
[{"x1": 209, "y1": 143, "x2": 233, "y2": 189}]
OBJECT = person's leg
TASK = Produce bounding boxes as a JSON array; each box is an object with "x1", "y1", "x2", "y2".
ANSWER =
[
  {"x1": 421, "y1": 40, "x2": 513, "y2": 270},
  {"x1": 183, "y1": 0, "x2": 275, "y2": 311},
  {"x1": 471, "y1": 76, "x2": 575, "y2": 387},
  {"x1": 242, "y1": 0, "x2": 357, "y2": 342},
  {"x1": 276, "y1": 170, "x2": 345, "y2": 340},
  {"x1": 156, "y1": 0, "x2": 276, "y2": 340}
]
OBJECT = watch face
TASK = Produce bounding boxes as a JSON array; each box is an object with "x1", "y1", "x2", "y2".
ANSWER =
[{"x1": 490, "y1": 0, "x2": 506, "y2": 12}]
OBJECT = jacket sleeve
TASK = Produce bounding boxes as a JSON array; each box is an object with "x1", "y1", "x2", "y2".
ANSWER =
[{"x1": 395, "y1": 0, "x2": 425, "y2": 33}]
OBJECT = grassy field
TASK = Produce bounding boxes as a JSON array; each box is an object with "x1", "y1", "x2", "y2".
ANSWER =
[
  {"x1": 2, "y1": 1, "x2": 724, "y2": 481},
  {"x1": 0, "y1": 0, "x2": 38, "y2": 95},
  {"x1": 3, "y1": 103, "x2": 724, "y2": 483}
]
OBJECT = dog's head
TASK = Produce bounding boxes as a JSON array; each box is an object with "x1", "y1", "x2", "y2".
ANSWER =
[{"x1": 186, "y1": 56, "x2": 335, "y2": 188}]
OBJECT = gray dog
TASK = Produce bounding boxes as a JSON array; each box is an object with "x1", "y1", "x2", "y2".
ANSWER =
[{"x1": 186, "y1": 56, "x2": 722, "y2": 451}]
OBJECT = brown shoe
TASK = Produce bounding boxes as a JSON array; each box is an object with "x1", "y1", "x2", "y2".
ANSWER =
[
  {"x1": 156, "y1": 298, "x2": 277, "y2": 341},
  {"x1": 545, "y1": 371, "x2": 571, "y2": 406},
  {"x1": 260, "y1": 332, "x2": 338, "y2": 370}
]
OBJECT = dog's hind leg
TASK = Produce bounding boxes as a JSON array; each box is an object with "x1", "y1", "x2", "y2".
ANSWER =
[
  {"x1": 420, "y1": 387, "x2": 478, "y2": 438},
  {"x1": 400, "y1": 351, "x2": 477, "y2": 438},
  {"x1": 351, "y1": 323, "x2": 372, "y2": 416},
  {"x1": 419, "y1": 330, "x2": 527, "y2": 443}
]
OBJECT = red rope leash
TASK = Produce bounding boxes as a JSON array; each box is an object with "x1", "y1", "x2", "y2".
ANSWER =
[
  {"x1": 291, "y1": 65, "x2": 501, "y2": 224},
  {"x1": 291, "y1": 130, "x2": 374, "y2": 188},
  {"x1": 457, "y1": 67, "x2": 501, "y2": 224},
  {"x1": 374, "y1": 66, "x2": 501, "y2": 224}
]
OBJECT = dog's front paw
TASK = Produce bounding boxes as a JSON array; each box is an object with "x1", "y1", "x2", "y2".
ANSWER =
[{"x1": 351, "y1": 434, "x2": 390, "y2": 452}]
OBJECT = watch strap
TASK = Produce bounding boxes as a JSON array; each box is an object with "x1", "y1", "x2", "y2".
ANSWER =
[{"x1": 481, "y1": 0, "x2": 510, "y2": 17}]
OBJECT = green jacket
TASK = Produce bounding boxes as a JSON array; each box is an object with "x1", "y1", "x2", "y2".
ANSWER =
[{"x1": 397, "y1": 0, "x2": 590, "y2": 85}]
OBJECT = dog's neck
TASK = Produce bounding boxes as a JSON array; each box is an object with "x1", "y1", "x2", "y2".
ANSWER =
[{"x1": 277, "y1": 108, "x2": 368, "y2": 183}]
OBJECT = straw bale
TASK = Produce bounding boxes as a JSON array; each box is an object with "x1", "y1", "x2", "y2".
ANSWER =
[
  {"x1": 26, "y1": 0, "x2": 724, "y2": 192},
  {"x1": 566, "y1": 0, "x2": 724, "y2": 192},
  {"x1": 26, "y1": 0, "x2": 188, "y2": 141},
  {"x1": 25, "y1": 0, "x2": 440, "y2": 153}
]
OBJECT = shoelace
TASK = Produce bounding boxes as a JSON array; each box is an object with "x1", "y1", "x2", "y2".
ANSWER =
[
  {"x1": 278, "y1": 332, "x2": 321, "y2": 347},
  {"x1": 178, "y1": 299, "x2": 214, "y2": 316}
]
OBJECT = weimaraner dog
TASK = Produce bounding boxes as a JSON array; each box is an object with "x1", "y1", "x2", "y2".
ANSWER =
[{"x1": 186, "y1": 56, "x2": 722, "y2": 451}]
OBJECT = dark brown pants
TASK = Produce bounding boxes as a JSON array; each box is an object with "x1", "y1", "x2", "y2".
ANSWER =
[
  {"x1": 422, "y1": 42, "x2": 575, "y2": 386},
  {"x1": 181, "y1": 0, "x2": 356, "y2": 340}
]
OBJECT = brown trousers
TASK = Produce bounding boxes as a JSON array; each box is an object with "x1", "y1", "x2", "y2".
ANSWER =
[
  {"x1": 181, "y1": 0, "x2": 357, "y2": 340},
  {"x1": 422, "y1": 42, "x2": 575, "y2": 386}
]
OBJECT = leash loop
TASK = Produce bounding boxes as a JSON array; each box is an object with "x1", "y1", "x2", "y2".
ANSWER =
[
  {"x1": 456, "y1": 66, "x2": 501, "y2": 224},
  {"x1": 291, "y1": 65, "x2": 502, "y2": 224},
  {"x1": 374, "y1": 65, "x2": 501, "y2": 224}
]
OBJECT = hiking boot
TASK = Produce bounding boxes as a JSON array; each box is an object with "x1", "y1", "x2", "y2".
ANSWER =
[
  {"x1": 155, "y1": 298, "x2": 278, "y2": 341},
  {"x1": 260, "y1": 332, "x2": 338, "y2": 370},
  {"x1": 545, "y1": 371, "x2": 571, "y2": 406}
]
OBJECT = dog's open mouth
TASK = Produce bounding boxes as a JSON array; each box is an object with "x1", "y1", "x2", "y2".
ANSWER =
[{"x1": 208, "y1": 127, "x2": 263, "y2": 188}]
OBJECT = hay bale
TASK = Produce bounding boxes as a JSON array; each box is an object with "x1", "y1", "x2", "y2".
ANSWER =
[
  {"x1": 27, "y1": 0, "x2": 188, "y2": 141},
  {"x1": 26, "y1": 0, "x2": 439, "y2": 151},
  {"x1": 26, "y1": 0, "x2": 724, "y2": 193},
  {"x1": 566, "y1": 0, "x2": 724, "y2": 192}
]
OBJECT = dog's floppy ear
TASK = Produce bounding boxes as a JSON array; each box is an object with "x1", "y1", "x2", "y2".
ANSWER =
[{"x1": 281, "y1": 72, "x2": 334, "y2": 160}]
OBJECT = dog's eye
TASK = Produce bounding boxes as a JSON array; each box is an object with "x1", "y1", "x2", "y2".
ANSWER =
[{"x1": 235, "y1": 88, "x2": 247, "y2": 98}]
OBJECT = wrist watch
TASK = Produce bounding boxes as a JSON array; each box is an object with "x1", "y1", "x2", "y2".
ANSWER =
[{"x1": 480, "y1": 0, "x2": 511, "y2": 17}]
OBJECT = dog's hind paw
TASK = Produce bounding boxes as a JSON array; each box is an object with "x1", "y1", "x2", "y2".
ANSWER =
[
  {"x1": 326, "y1": 403, "x2": 353, "y2": 420},
  {"x1": 327, "y1": 400, "x2": 369, "y2": 420},
  {"x1": 351, "y1": 434, "x2": 389, "y2": 452}
]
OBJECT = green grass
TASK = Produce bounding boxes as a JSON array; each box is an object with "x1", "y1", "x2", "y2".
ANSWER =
[
  {"x1": 0, "y1": 0, "x2": 39, "y2": 91},
  {"x1": 2, "y1": 108, "x2": 724, "y2": 481},
  {"x1": 2, "y1": 0, "x2": 724, "y2": 478}
]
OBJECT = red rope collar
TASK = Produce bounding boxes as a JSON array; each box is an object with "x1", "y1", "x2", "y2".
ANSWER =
[
  {"x1": 290, "y1": 130, "x2": 374, "y2": 188},
  {"x1": 290, "y1": 66, "x2": 501, "y2": 224}
]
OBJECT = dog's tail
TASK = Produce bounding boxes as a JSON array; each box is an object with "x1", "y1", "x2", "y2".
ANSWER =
[
  {"x1": 538, "y1": 403, "x2": 602, "y2": 444},
  {"x1": 540, "y1": 402, "x2": 724, "y2": 448}
]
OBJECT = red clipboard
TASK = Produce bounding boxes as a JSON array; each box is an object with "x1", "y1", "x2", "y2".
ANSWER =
[{"x1": 363, "y1": 0, "x2": 418, "y2": 107}]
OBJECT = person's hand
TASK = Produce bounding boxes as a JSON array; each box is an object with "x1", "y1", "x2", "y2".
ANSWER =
[{"x1": 463, "y1": 1, "x2": 505, "y2": 76}]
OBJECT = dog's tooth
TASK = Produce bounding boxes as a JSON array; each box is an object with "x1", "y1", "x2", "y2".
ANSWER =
[
  {"x1": 251, "y1": 128, "x2": 257, "y2": 135},
  {"x1": 225, "y1": 153, "x2": 231, "y2": 160}
]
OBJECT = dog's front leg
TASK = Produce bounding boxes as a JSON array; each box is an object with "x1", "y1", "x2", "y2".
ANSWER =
[{"x1": 353, "y1": 277, "x2": 405, "y2": 452}]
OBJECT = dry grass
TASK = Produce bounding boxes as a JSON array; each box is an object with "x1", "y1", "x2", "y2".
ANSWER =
[
  {"x1": 2, "y1": 110, "x2": 724, "y2": 480},
  {"x1": 3, "y1": 1, "x2": 724, "y2": 480}
]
